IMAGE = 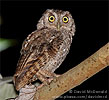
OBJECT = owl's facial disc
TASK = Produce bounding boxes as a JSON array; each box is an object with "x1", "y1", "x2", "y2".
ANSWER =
[{"x1": 43, "y1": 9, "x2": 74, "y2": 31}]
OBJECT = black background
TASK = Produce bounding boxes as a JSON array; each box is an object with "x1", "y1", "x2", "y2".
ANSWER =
[{"x1": 1, "y1": 0, "x2": 108, "y2": 100}]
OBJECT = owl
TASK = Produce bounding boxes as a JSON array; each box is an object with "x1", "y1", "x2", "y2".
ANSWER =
[{"x1": 13, "y1": 9, "x2": 76, "y2": 91}]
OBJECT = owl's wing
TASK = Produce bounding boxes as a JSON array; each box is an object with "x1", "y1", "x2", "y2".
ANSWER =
[
  {"x1": 14, "y1": 29, "x2": 49, "y2": 77},
  {"x1": 14, "y1": 28, "x2": 61, "y2": 77}
]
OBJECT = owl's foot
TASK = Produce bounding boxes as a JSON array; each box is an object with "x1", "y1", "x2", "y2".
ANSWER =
[{"x1": 47, "y1": 74, "x2": 61, "y2": 84}]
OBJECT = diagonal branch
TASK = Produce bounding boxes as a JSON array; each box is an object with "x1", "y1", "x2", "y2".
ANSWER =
[{"x1": 34, "y1": 43, "x2": 109, "y2": 100}]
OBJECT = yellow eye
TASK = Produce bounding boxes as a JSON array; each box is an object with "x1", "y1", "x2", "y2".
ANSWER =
[
  {"x1": 48, "y1": 16, "x2": 55, "y2": 23},
  {"x1": 63, "y1": 16, "x2": 69, "y2": 23}
]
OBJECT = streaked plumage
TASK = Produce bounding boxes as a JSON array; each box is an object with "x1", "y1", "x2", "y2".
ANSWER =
[{"x1": 13, "y1": 9, "x2": 75, "y2": 91}]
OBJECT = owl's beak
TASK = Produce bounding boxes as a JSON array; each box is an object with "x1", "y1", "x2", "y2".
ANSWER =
[{"x1": 57, "y1": 23, "x2": 61, "y2": 31}]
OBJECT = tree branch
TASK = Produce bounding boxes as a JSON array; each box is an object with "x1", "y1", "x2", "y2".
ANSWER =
[{"x1": 34, "y1": 43, "x2": 109, "y2": 100}]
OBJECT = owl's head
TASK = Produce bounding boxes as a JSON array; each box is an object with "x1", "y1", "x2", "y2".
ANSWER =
[{"x1": 37, "y1": 9, "x2": 75, "y2": 35}]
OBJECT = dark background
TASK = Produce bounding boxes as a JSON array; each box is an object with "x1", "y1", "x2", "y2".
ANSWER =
[{"x1": 1, "y1": 1, "x2": 108, "y2": 99}]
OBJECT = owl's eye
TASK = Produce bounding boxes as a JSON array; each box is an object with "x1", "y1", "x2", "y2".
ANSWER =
[
  {"x1": 48, "y1": 16, "x2": 55, "y2": 23},
  {"x1": 63, "y1": 16, "x2": 69, "y2": 23}
]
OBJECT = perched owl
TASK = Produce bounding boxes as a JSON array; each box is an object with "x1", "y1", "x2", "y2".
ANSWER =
[{"x1": 13, "y1": 9, "x2": 76, "y2": 91}]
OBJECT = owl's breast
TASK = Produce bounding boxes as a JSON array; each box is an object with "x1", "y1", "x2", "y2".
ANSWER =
[{"x1": 41, "y1": 31, "x2": 72, "y2": 72}]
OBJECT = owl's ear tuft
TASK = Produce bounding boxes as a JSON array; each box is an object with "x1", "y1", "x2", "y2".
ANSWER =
[
  {"x1": 45, "y1": 9, "x2": 54, "y2": 13},
  {"x1": 37, "y1": 16, "x2": 45, "y2": 30}
]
